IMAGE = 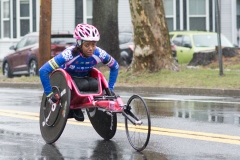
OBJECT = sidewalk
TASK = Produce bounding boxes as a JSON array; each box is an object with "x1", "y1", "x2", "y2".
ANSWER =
[{"x1": 0, "y1": 82, "x2": 240, "y2": 97}]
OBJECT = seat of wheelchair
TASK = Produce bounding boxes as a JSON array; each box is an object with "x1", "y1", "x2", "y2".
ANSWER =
[
  {"x1": 78, "y1": 90, "x2": 99, "y2": 94},
  {"x1": 72, "y1": 78, "x2": 100, "y2": 95}
]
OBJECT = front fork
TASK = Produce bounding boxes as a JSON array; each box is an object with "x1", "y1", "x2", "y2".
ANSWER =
[{"x1": 122, "y1": 105, "x2": 142, "y2": 125}]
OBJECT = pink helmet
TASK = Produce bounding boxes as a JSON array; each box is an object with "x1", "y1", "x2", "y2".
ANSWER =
[{"x1": 74, "y1": 24, "x2": 100, "y2": 41}]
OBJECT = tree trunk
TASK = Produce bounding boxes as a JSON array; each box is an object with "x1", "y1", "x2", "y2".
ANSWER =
[
  {"x1": 129, "y1": 0, "x2": 179, "y2": 72},
  {"x1": 92, "y1": 0, "x2": 122, "y2": 65}
]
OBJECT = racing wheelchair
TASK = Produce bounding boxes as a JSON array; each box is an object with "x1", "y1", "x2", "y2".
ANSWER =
[{"x1": 39, "y1": 68, "x2": 151, "y2": 151}]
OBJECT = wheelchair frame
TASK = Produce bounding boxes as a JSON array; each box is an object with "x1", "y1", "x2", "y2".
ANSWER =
[{"x1": 39, "y1": 68, "x2": 151, "y2": 151}]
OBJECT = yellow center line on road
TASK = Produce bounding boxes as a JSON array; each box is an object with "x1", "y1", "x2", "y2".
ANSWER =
[
  {"x1": 0, "y1": 109, "x2": 240, "y2": 145},
  {"x1": 0, "y1": 109, "x2": 39, "y2": 120}
]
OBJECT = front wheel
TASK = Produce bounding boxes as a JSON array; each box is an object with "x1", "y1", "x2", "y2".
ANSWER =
[
  {"x1": 28, "y1": 59, "x2": 38, "y2": 76},
  {"x1": 124, "y1": 95, "x2": 151, "y2": 151},
  {"x1": 3, "y1": 62, "x2": 13, "y2": 78}
]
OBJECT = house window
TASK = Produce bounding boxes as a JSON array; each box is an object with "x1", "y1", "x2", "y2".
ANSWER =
[
  {"x1": 2, "y1": 0, "x2": 10, "y2": 38},
  {"x1": 188, "y1": 0, "x2": 207, "y2": 30},
  {"x1": 86, "y1": 0, "x2": 92, "y2": 24},
  {"x1": 83, "y1": 0, "x2": 93, "y2": 24},
  {"x1": 163, "y1": 0, "x2": 175, "y2": 31},
  {"x1": 19, "y1": 0, "x2": 30, "y2": 36}
]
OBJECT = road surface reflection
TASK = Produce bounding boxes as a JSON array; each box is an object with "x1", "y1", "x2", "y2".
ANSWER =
[{"x1": 146, "y1": 99, "x2": 240, "y2": 124}]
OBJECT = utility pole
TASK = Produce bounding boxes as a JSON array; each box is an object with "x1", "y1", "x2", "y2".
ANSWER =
[
  {"x1": 39, "y1": 0, "x2": 51, "y2": 70},
  {"x1": 215, "y1": 0, "x2": 223, "y2": 76}
]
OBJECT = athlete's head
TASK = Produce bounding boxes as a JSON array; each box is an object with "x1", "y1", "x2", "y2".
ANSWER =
[{"x1": 73, "y1": 23, "x2": 100, "y2": 57}]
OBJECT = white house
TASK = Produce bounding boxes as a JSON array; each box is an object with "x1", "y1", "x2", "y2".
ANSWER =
[
  {"x1": 0, "y1": 0, "x2": 132, "y2": 60},
  {"x1": 163, "y1": 0, "x2": 240, "y2": 46},
  {"x1": 0, "y1": 0, "x2": 239, "y2": 60}
]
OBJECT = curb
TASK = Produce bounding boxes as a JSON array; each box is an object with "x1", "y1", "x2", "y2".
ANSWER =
[
  {"x1": 0, "y1": 82, "x2": 43, "y2": 89},
  {"x1": 118, "y1": 86, "x2": 240, "y2": 97},
  {"x1": 1, "y1": 82, "x2": 240, "y2": 97}
]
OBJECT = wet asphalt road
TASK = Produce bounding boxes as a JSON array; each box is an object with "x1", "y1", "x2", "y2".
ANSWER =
[{"x1": 1, "y1": 87, "x2": 240, "y2": 159}]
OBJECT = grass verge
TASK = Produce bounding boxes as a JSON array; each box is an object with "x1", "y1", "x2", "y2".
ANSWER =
[
  {"x1": 0, "y1": 64, "x2": 240, "y2": 89},
  {"x1": 102, "y1": 64, "x2": 240, "y2": 89}
]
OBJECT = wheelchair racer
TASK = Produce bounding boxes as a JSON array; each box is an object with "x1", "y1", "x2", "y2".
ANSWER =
[{"x1": 39, "y1": 23, "x2": 119, "y2": 121}]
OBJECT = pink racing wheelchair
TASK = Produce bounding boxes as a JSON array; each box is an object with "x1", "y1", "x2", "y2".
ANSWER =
[{"x1": 39, "y1": 68, "x2": 151, "y2": 151}]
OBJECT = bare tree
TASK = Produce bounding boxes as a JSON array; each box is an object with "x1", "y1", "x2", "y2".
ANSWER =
[
  {"x1": 92, "y1": 0, "x2": 122, "y2": 64},
  {"x1": 129, "y1": 0, "x2": 179, "y2": 72}
]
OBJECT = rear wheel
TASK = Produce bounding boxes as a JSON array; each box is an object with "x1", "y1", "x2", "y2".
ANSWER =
[
  {"x1": 125, "y1": 95, "x2": 151, "y2": 151},
  {"x1": 3, "y1": 62, "x2": 13, "y2": 78},
  {"x1": 39, "y1": 71, "x2": 71, "y2": 144},
  {"x1": 86, "y1": 88, "x2": 117, "y2": 140},
  {"x1": 28, "y1": 59, "x2": 38, "y2": 76},
  {"x1": 86, "y1": 107, "x2": 117, "y2": 140}
]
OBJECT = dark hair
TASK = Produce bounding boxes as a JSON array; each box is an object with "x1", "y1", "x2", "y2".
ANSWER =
[{"x1": 72, "y1": 45, "x2": 82, "y2": 57}]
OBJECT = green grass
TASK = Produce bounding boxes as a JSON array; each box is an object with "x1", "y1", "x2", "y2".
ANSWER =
[
  {"x1": 102, "y1": 64, "x2": 240, "y2": 89},
  {"x1": 1, "y1": 64, "x2": 240, "y2": 89}
]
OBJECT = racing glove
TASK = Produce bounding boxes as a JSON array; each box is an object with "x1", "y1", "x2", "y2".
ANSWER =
[{"x1": 47, "y1": 92, "x2": 60, "y2": 104}]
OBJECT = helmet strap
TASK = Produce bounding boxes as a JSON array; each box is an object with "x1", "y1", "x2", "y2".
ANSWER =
[
  {"x1": 76, "y1": 40, "x2": 84, "y2": 47},
  {"x1": 76, "y1": 40, "x2": 91, "y2": 58}
]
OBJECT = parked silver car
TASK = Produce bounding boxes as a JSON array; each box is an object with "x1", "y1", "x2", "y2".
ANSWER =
[
  {"x1": 119, "y1": 32, "x2": 134, "y2": 66},
  {"x1": 119, "y1": 32, "x2": 178, "y2": 66}
]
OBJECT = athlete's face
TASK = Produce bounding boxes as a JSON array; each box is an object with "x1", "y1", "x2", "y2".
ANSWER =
[{"x1": 82, "y1": 41, "x2": 97, "y2": 57}]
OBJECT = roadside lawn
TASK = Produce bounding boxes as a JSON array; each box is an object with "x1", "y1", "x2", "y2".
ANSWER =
[{"x1": 0, "y1": 63, "x2": 240, "y2": 90}]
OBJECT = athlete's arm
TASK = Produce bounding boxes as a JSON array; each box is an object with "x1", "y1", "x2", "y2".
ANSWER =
[
  {"x1": 95, "y1": 47, "x2": 119, "y2": 90},
  {"x1": 39, "y1": 47, "x2": 74, "y2": 96}
]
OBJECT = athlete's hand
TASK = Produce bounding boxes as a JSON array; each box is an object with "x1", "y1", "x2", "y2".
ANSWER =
[{"x1": 47, "y1": 93, "x2": 60, "y2": 104}]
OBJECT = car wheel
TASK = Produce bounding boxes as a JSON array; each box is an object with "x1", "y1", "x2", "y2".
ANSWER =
[
  {"x1": 3, "y1": 62, "x2": 13, "y2": 78},
  {"x1": 28, "y1": 59, "x2": 38, "y2": 76},
  {"x1": 175, "y1": 57, "x2": 178, "y2": 63},
  {"x1": 120, "y1": 51, "x2": 132, "y2": 66},
  {"x1": 174, "y1": 56, "x2": 178, "y2": 63}
]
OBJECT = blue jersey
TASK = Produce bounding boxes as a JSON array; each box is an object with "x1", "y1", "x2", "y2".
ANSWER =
[{"x1": 39, "y1": 45, "x2": 119, "y2": 96}]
